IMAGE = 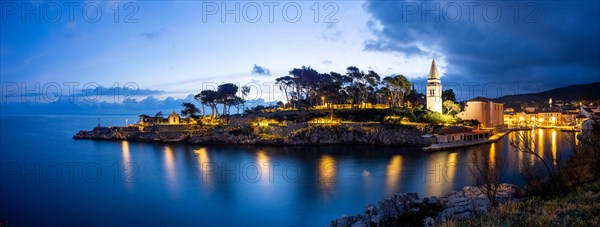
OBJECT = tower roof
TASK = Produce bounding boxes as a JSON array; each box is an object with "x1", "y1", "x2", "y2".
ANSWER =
[{"x1": 428, "y1": 59, "x2": 440, "y2": 79}]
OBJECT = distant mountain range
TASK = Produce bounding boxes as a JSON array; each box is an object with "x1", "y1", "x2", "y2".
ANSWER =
[{"x1": 494, "y1": 82, "x2": 600, "y2": 104}]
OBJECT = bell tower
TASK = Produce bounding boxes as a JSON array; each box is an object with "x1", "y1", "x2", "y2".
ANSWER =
[{"x1": 426, "y1": 59, "x2": 443, "y2": 113}]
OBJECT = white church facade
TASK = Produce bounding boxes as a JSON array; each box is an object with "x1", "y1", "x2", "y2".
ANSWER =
[{"x1": 426, "y1": 59, "x2": 443, "y2": 113}]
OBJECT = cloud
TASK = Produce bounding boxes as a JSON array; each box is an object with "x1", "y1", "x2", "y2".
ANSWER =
[
  {"x1": 140, "y1": 29, "x2": 166, "y2": 40},
  {"x1": 251, "y1": 64, "x2": 271, "y2": 76},
  {"x1": 320, "y1": 30, "x2": 343, "y2": 42},
  {"x1": 79, "y1": 86, "x2": 164, "y2": 97},
  {"x1": 322, "y1": 60, "x2": 333, "y2": 65},
  {"x1": 62, "y1": 32, "x2": 82, "y2": 39},
  {"x1": 363, "y1": 0, "x2": 600, "y2": 94}
]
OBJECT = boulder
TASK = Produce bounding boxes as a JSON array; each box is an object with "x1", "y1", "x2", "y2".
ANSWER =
[{"x1": 329, "y1": 184, "x2": 520, "y2": 226}]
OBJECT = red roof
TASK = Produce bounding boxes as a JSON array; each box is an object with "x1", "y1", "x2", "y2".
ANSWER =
[{"x1": 435, "y1": 126, "x2": 473, "y2": 135}]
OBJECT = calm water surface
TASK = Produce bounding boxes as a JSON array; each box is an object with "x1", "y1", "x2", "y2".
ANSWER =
[{"x1": 0, "y1": 115, "x2": 576, "y2": 226}]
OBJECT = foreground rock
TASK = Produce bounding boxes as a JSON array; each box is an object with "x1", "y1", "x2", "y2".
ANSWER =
[
  {"x1": 329, "y1": 184, "x2": 520, "y2": 227},
  {"x1": 74, "y1": 124, "x2": 431, "y2": 146}
]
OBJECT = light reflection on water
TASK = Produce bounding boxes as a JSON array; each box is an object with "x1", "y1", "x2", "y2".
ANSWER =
[
  {"x1": 447, "y1": 152, "x2": 458, "y2": 184},
  {"x1": 385, "y1": 155, "x2": 402, "y2": 194},
  {"x1": 256, "y1": 150, "x2": 272, "y2": 187},
  {"x1": 125, "y1": 128, "x2": 575, "y2": 225},
  {"x1": 194, "y1": 147, "x2": 212, "y2": 187},
  {"x1": 1, "y1": 115, "x2": 578, "y2": 226},
  {"x1": 318, "y1": 155, "x2": 337, "y2": 192},
  {"x1": 121, "y1": 141, "x2": 134, "y2": 190},
  {"x1": 164, "y1": 146, "x2": 177, "y2": 191}
]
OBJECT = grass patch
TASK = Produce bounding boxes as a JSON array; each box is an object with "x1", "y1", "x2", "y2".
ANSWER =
[{"x1": 462, "y1": 180, "x2": 600, "y2": 226}]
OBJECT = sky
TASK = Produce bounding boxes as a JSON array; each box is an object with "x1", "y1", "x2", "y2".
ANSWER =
[{"x1": 1, "y1": 0, "x2": 599, "y2": 108}]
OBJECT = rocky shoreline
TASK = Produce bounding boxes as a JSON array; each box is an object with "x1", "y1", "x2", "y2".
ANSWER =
[
  {"x1": 329, "y1": 184, "x2": 521, "y2": 227},
  {"x1": 73, "y1": 123, "x2": 432, "y2": 146}
]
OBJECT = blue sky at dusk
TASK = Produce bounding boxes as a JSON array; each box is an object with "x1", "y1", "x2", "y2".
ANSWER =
[{"x1": 1, "y1": 0, "x2": 599, "y2": 105}]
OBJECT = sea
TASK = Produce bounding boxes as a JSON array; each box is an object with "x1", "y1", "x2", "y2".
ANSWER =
[{"x1": 0, "y1": 115, "x2": 576, "y2": 226}]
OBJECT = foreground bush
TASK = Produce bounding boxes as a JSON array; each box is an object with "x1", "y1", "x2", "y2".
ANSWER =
[{"x1": 464, "y1": 180, "x2": 600, "y2": 226}]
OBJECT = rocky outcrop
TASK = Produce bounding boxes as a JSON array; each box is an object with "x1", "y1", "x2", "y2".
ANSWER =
[
  {"x1": 329, "y1": 184, "x2": 520, "y2": 227},
  {"x1": 74, "y1": 124, "x2": 431, "y2": 146},
  {"x1": 73, "y1": 127, "x2": 127, "y2": 140}
]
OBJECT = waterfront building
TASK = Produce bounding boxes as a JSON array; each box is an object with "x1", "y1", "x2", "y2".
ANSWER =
[
  {"x1": 139, "y1": 114, "x2": 164, "y2": 126},
  {"x1": 504, "y1": 111, "x2": 527, "y2": 126},
  {"x1": 139, "y1": 112, "x2": 182, "y2": 126},
  {"x1": 580, "y1": 106, "x2": 600, "y2": 118},
  {"x1": 168, "y1": 111, "x2": 181, "y2": 124},
  {"x1": 537, "y1": 111, "x2": 562, "y2": 126},
  {"x1": 458, "y1": 96, "x2": 504, "y2": 128},
  {"x1": 433, "y1": 126, "x2": 491, "y2": 144}
]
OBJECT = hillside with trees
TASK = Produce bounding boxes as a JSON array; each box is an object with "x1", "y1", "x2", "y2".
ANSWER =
[{"x1": 494, "y1": 82, "x2": 600, "y2": 104}]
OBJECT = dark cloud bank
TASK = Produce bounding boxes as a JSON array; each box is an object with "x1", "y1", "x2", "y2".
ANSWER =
[{"x1": 364, "y1": 0, "x2": 600, "y2": 100}]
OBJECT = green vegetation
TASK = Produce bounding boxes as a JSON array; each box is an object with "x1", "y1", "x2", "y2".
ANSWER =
[
  {"x1": 184, "y1": 65, "x2": 469, "y2": 127},
  {"x1": 180, "y1": 102, "x2": 200, "y2": 118},
  {"x1": 463, "y1": 180, "x2": 600, "y2": 226},
  {"x1": 443, "y1": 89, "x2": 457, "y2": 102},
  {"x1": 456, "y1": 119, "x2": 600, "y2": 225},
  {"x1": 442, "y1": 100, "x2": 460, "y2": 116},
  {"x1": 242, "y1": 107, "x2": 461, "y2": 126}
]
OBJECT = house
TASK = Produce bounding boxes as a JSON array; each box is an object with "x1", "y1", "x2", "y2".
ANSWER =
[
  {"x1": 457, "y1": 96, "x2": 504, "y2": 128},
  {"x1": 504, "y1": 111, "x2": 527, "y2": 126},
  {"x1": 561, "y1": 112, "x2": 578, "y2": 126},
  {"x1": 139, "y1": 111, "x2": 182, "y2": 126},
  {"x1": 580, "y1": 106, "x2": 600, "y2": 118},
  {"x1": 537, "y1": 111, "x2": 562, "y2": 126},
  {"x1": 434, "y1": 127, "x2": 470, "y2": 144},
  {"x1": 168, "y1": 111, "x2": 180, "y2": 124},
  {"x1": 433, "y1": 126, "x2": 491, "y2": 144},
  {"x1": 138, "y1": 114, "x2": 164, "y2": 126}
]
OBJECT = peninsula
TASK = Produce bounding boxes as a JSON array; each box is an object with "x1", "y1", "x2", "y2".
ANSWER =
[
  {"x1": 74, "y1": 62, "x2": 598, "y2": 148},
  {"x1": 73, "y1": 61, "x2": 515, "y2": 149}
]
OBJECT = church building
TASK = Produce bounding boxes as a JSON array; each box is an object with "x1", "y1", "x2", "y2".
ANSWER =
[{"x1": 426, "y1": 59, "x2": 443, "y2": 113}]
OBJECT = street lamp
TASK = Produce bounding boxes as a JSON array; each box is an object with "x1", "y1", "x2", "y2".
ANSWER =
[{"x1": 321, "y1": 96, "x2": 325, "y2": 106}]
